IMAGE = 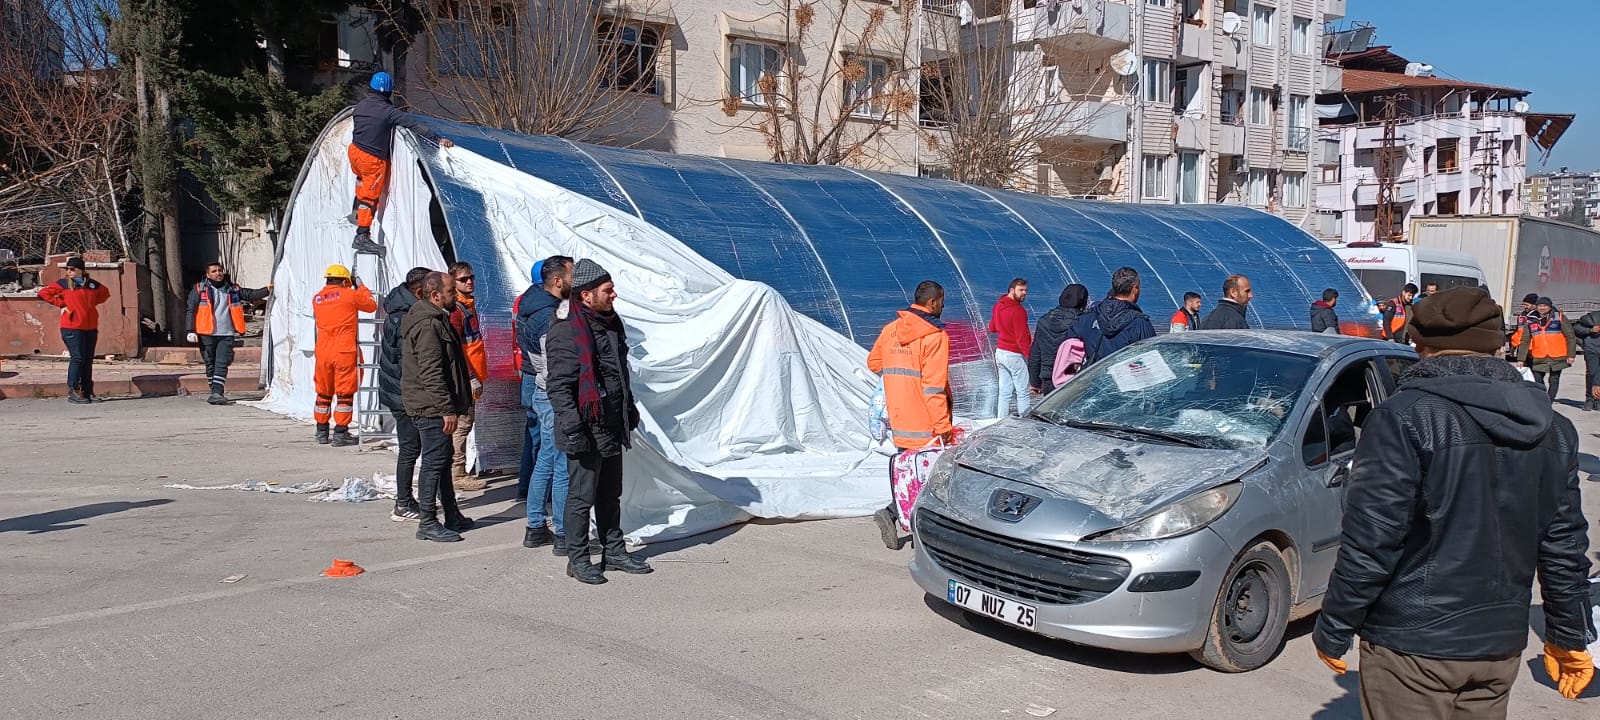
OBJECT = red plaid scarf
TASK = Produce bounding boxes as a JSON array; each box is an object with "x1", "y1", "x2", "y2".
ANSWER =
[{"x1": 569, "y1": 300, "x2": 604, "y2": 422}]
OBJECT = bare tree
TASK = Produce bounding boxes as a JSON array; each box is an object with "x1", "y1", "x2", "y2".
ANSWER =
[
  {"x1": 919, "y1": 1, "x2": 1127, "y2": 196},
  {"x1": 379, "y1": 0, "x2": 673, "y2": 143},
  {"x1": 716, "y1": 0, "x2": 918, "y2": 168}
]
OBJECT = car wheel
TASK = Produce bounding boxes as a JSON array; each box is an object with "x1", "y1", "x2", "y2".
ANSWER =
[{"x1": 1188, "y1": 542, "x2": 1292, "y2": 673}]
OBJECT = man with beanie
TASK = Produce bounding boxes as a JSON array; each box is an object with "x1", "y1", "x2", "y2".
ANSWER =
[
  {"x1": 311, "y1": 264, "x2": 378, "y2": 446},
  {"x1": 1517, "y1": 297, "x2": 1578, "y2": 401},
  {"x1": 446, "y1": 261, "x2": 489, "y2": 491},
  {"x1": 379, "y1": 266, "x2": 434, "y2": 522},
  {"x1": 348, "y1": 71, "x2": 453, "y2": 256},
  {"x1": 185, "y1": 262, "x2": 271, "y2": 404},
  {"x1": 515, "y1": 255, "x2": 574, "y2": 552},
  {"x1": 401, "y1": 272, "x2": 476, "y2": 542},
  {"x1": 37, "y1": 255, "x2": 111, "y2": 403},
  {"x1": 1028, "y1": 284, "x2": 1087, "y2": 395},
  {"x1": 1314, "y1": 286, "x2": 1595, "y2": 718},
  {"x1": 988, "y1": 278, "x2": 1031, "y2": 417},
  {"x1": 546, "y1": 259, "x2": 652, "y2": 583},
  {"x1": 1509, "y1": 292, "x2": 1540, "y2": 358}
]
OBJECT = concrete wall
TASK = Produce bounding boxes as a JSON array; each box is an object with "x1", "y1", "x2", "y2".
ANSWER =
[{"x1": 0, "y1": 257, "x2": 140, "y2": 358}]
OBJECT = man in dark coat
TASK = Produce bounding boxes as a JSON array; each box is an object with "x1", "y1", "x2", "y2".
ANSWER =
[
  {"x1": 1027, "y1": 283, "x2": 1088, "y2": 394},
  {"x1": 400, "y1": 272, "x2": 476, "y2": 542},
  {"x1": 546, "y1": 259, "x2": 652, "y2": 584},
  {"x1": 1309, "y1": 288, "x2": 1341, "y2": 334},
  {"x1": 379, "y1": 266, "x2": 433, "y2": 523},
  {"x1": 1199, "y1": 274, "x2": 1252, "y2": 330},
  {"x1": 1068, "y1": 267, "x2": 1154, "y2": 366},
  {"x1": 1572, "y1": 308, "x2": 1600, "y2": 411},
  {"x1": 1314, "y1": 287, "x2": 1595, "y2": 717}
]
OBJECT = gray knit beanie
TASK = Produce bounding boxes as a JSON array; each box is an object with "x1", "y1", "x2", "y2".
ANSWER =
[{"x1": 571, "y1": 258, "x2": 611, "y2": 293}]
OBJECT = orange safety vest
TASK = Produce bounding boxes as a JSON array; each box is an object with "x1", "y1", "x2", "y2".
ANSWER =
[
  {"x1": 867, "y1": 306, "x2": 953, "y2": 449},
  {"x1": 312, "y1": 284, "x2": 378, "y2": 355},
  {"x1": 1528, "y1": 312, "x2": 1570, "y2": 360},
  {"x1": 1387, "y1": 297, "x2": 1408, "y2": 335},
  {"x1": 194, "y1": 282, "x2": 248, "y2": 336}
]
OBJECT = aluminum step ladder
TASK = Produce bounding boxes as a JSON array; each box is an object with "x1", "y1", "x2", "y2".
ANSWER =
[{"x1": 350, "y1": 250, "x2": 393, "y2": 450}]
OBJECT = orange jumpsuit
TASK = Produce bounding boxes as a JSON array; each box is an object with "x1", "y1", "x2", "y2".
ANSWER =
[
  {"x1": 348, "y1": 144, "x2": 389, "y2": 230},
  {"x1": 312, "y1": 283, "x2": 378, "y2": 427}
]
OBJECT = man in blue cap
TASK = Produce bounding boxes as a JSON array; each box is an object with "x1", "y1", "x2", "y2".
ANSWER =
[{"x1": 348, "y1": 71, "x2": 454, "y2": 256}]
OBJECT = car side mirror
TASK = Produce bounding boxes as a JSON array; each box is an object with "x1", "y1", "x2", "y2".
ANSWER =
[{"x1": 1327, "y1": 458, "x2": 1353, "y2": 488}]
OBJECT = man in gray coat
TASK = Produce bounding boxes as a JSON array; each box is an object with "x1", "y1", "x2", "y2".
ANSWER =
[{"x1": 400, "y1": 272, "x2": 475, "y2": 542}]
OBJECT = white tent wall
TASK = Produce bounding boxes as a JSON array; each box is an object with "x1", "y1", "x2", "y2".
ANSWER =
[{"x1": 265, "y1": 117, "x2": 889, "y2": 543}]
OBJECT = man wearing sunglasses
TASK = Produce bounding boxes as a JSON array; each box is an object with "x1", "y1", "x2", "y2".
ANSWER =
[{"x1": 447, "y1": 261, "x2": 490, "y2": 491}]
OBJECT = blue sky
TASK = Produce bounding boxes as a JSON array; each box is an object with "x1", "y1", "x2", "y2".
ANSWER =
[{"x1": 1348, "y1": 1, "x2": 1596, "y2": 172}]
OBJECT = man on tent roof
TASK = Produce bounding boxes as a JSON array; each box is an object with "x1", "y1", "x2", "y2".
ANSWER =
[{"x1": 348, "y1": 71, "x2": 453, "y2": 256}]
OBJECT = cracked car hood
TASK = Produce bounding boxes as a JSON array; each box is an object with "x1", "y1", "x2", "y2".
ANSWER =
[{"x1": 948, "y1": 417, "x2": 1264, "y2": 536}]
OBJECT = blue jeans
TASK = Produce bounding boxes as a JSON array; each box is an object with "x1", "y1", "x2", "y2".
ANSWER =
[
  {"x1": 995, "y1": 349, "x2": 1030, "y2": 417},
  {"x1": 519, "y1": 375, "x2": 568, "y2": 534}
]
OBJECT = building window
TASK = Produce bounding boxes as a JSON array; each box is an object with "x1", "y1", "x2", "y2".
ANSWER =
[
  {"x1": 1438, "y1": 190, "x2": 1460, "y2": 214},
  {"x1": 1143, "y1": 155, "x2": 1169, "y2": 200},
  {"x1": 1320, "y1": 164, "x2": 1341, "y2": 183},
  {"x1": 1292, "y1": 17, "x2": 1311, "y2": 55},
  {"x1": 1146, "y1": 0, "x2": 1168, "y2": 5},
  {"x1": 1287, "y1": 94, "x2": 1309, "y2": 151},
  {"x1": 1249, "y1": 87, "x2": 1272, "y2": 125},
  {"x1": 846, "y1": 56, "x2": 892, "y2": 118},
  {"x1": 729, "y1": 39, "x2": 783, "y2": 106},
  {"x1": 1437, "y1": 138, "x2": 1460, "y2": 173},
  {"x1": 1317, "y1": 211, "x2": 1343, "y2": 240},
  {"x1": 433, "y1": 1, "x2": 514, "y2": 79},
  {"x1": 1284, "y1": 172, "x2": 1305, "y2": 208},
  {"x1": 1142, "y1": 58, "x2": 1171, "y2": 103},
  {"x1": 1251, "y1": 5, "x2": 1275, "y2": 47},
  {"x1": 1247, "y1": 170, "x2": 1270, "y2": 206},
  {"x1": 1178, "y1": 152, "x2": 1201, "y2": 204},
  {"x1": 597, "y1": 21, "x2": 662, "y2": 94}
]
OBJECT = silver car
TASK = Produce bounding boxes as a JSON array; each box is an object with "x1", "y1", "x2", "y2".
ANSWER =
[{"x1": 909, "y1": 331, "x2": 1420, "y2": 672}]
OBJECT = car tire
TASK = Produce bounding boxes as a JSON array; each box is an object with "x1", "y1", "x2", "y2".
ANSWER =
[{"x1": 1189, "y1": 541, "x2": 1292, "y2": 673}]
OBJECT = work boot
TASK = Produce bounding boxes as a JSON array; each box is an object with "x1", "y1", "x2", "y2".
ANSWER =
[
  {"x1": 314, "y1": 423, "x2": 330, "y2": 445},
  {"x1": 453, "y1": 474, "x2": 488, "y2": 492},
  {"x1": 329, "y1": 427, "x2": 357, "y2": 447},
  {"x1": 390, "y1": 503, "x2": 425, "y2": 522},
  {"x1": 523, "y1": 526, "x2": 553, "y2": 548},
  {"x1": 551, "y1": 534, "x2": 567, "y2": 557},
  {"x1": 66, "y1": 392, "x2": 90, "y2": 405},
  {"x1": 443, "y1": 512, "x2": 475, "y2": 533},
  {"x1": 416, "y1": 516, "x2": 462, "y2": 543},
  {"x1": 351, "y1": 228, "x2": 386, "y2": 256},
  {"x1": 873, "y1": 507, "x2": 905, "y2": 551},
  {"x1": 604, "y1": 552, "x2": 654, "y2": 575},
  {"x1": 207, "y1": 391, "x2": 228, "y2": 405},
  {"x1": 566, "y1": 560, "x2": 607, "y2": 585}
]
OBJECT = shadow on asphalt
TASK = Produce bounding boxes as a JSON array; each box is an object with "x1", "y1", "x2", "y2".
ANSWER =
[
  {"x1": 1311, "y1": 670, "x2": 1363, "y2": 720},
  {"x1": 460, "y1": 482, "x2": 523, "y2": 510},
  {"x1": 634, "y1": 523, "x2": 746, "y2": 560},
  {"x1": 1578, "y1": 452, "x2": 1600, "y2": 476},
  {"x1": 0, "y1": 499, "x2": 174, "y2": 534}
]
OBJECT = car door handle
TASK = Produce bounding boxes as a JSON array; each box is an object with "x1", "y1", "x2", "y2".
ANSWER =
[{"x1": 1328, "y1": 459, "x2": 1353, "y2": 488}]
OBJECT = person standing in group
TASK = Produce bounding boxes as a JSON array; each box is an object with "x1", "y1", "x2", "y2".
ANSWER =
[
  {"x1": 1518, "y1": 297, "x2": 1578, "y2": 401},
  {"x1": 1508, "y1": 292, "x2": 1541, "y2": 358},
  {"x1": 867, "y1": 281, "x2": 953, "y2": 549},
  {"x1": 347, "y1": 71, "x2": 453, "y2": 256},
  {"x1": 37, "y1": 256, "x2": 111, "y2": 404},
  {"x1": 379, "y1": 266, "x2": 435, "y2": 523},
  {"x1": 1309, "y1": 288, "x2": 1341, "y2": 334},
  {"x1": 1417, "y1": 281, "x2": 1439, "y2": 303},
  {"x1": 1168, "y1": 292, "x2": 1202, "y2": 333},
  {"x1": 1572, "y1": 308, "x2": 1600, "y2": 411},
  {"x1": 445, "y1": 261, "x2": 489, "y2": 492},
  {"x1": 1380, "y1": 283, "x2": 1418, "y2": 344},
  {"x1": 311, "y1": 264, "x2": 378, "y2": 447},
  {"x1": 515, "y1": 255, "x2": 574, "y2": 553},
  {"x1": 185, "y1": 262, "x2": 271, "y2": 405},
  {"x1": 400, "y1": 272, "x2": 476, "y2": 542},
  {"x1": 546, "y1": 260, "x2": 653, "y2": 584},
  {"x1": 988, "y1": 278, "x2": 1031, "y2": 417},
  {"x1": 1200, "y1": 274, "x2": 1253, "y2": 330},
  {"x1": 1314, "y1": 287, "x2": 1594, "y2": 719},
  {"x1": 1068, "y1": 267, "x2": 1154, "y2": 366},
  {"x1": 1027, "y1": 283, "x2": 1088, "y2": 395}
]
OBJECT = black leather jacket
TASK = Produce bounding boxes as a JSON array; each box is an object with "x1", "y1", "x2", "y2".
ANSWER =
[{"x1": 1313, "y1": 355, "x2": 1595, "y2": 660}]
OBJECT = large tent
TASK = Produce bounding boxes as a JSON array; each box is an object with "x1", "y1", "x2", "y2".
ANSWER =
[{"x1": 263, "y1": 111, "x2": 1374, "y2": 542}]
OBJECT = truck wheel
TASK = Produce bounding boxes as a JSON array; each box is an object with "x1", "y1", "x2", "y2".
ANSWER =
[{"x1": 1189, "y1": 542, "x2": 1291, "y2": 672}]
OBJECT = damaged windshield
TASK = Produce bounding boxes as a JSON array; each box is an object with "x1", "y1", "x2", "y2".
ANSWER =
[{"x1": 1033, "y1": 342, "x2": 1317, "y2": 450}]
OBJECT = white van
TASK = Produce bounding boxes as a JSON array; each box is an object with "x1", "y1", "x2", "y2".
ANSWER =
[{"x1": 1331, "y1": 242, "x2": 1487, "y2": 304}]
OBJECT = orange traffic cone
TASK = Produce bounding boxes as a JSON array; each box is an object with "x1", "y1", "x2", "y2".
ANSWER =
[{"x1": 322, "y1": 558, "x2": 364, "y2": 577}]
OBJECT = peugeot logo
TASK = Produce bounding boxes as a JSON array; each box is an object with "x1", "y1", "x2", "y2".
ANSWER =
[{"x1": 988, "y1": 489, "x2": 1041, "y2": 522}]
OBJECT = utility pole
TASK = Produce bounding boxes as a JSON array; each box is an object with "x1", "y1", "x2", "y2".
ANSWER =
[
  {"x1": 1477, "y1": 128, "x2": 1499, "y2": 213},
  {"x1": 1374, "y1": 92, "x2": 1406, "y2": 242}
]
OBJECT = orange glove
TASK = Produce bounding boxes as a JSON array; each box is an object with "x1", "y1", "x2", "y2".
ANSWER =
[
  {"x1": 1542, "y1": 644, "x2": 1594, "y2": 700},
  {"x1": 1318, "y1": 650, "x2": 1347, "y2": 675}
]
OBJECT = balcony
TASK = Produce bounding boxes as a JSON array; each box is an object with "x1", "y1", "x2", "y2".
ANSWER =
[
  {"x1": 1319, "y1": 63, "x2": 1342, "y2": 94},
  {"x1": 1325, "y1": 0, "x2": 1347, "y2": 20},
  {"x1": 1218, "y1": 121, "x2": 1246, "y2": 156},
  {"x1": 1287, "y1": 127, "x2": 1311, "y2": 153},
  {"x1": 1355, "y1": 178, "x2": 1419, "y2": 205},
  {"x1": 1218, "y1": 35, "x2": 1249, "y2": 71},
  {"x1": 1026, "y1": 1, "x2": 1132, "y2": 54},
  {"x1": 1316, "y1": 182, "x2": 1345, "y2": 211},
  {"x1": 1034, "y1": 100, "x2": 1129, "y2": 145},
  {"x1": 1177, "y1": 20, "x2": 1210, "y2": 64}
]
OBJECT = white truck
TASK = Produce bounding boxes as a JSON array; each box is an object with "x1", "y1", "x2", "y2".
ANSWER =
[
  {"x1": 1330, "y1": 242, "x2": 1486, "y2": 308},
  {"x1": 1409, "y1": 216, "x2": 1600, "y2": 318}
]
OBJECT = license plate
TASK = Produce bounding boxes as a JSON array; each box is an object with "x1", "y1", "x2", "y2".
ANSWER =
[{"x1": 947, "y1": 580, "x2": 1036, "y2": 630}]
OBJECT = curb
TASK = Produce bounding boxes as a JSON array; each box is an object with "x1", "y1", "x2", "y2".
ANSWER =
[{"x1": 0, "y1": 374, "x2": 260, "y2": 400}]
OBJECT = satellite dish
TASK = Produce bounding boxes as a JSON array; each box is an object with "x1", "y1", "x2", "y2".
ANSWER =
[
  {"x1": 1514, "y1": 100, "x2": 1531, "y2": 114},
  {"x1": 1109, "y1": 49, "x2": 1137, "y2": 77},
  {"x1": 1221, "y1": 12, "x2": 1241, "y2": 35}
]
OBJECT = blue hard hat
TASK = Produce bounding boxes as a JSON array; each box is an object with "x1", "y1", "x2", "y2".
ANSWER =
[
  {"x1": 370, "y1": 72, "x2": 393, "y2": 93},
  {"x1": 531, "y1": 260, "x2": 545, "y2": 284}
]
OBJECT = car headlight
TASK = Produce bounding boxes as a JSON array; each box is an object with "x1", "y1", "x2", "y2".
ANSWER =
[
  {"x1": 1087, "y1": 483, "x2": 1243, "y2": 543},
  {"x1": 922, "y1": 451, "x2": 958, "y2": 505}
]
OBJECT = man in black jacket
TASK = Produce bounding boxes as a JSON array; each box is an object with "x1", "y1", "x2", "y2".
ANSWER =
[
  {"x1": 546, "y1": 259, "x2": 652, "y2": 584},
  {"x1": 400, "y1": 272, "x2": 475, "y2": 542},
  {"x1": 1313, "y1": 287, "x2": 1595, "y2": 717},
  {"x1": 184, "y1": 262, "x2": 271, "y2": 405},
  {"x1": 379, "y1": 266, "x2": 433, "y2": 523},
  {"x1": 1572, "y1": 308, "x2": 1600, "y2": 411},
  {"x1": 1199, "y1": 274, "x2": 1252, "y2": 330},
  {"x1": 1027, "y1": 283, "x2": 1087, "y2": 395},
  {"x1": 515, "y1": 255, "x2": 574, "y2": 552},
  {"x1": 1309, "y1": 288, "x2": 1340, "y2": 334}
]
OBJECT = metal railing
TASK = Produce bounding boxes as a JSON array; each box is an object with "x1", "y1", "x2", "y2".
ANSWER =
[{"x1": 1287, "y1": 127, "x2": 1311, "y2": 152}]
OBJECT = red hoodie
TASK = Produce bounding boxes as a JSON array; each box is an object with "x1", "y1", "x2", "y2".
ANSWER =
[
  {"x1": 988, "y1": 294, "x2": 1032, "y2": 357},
  {"x1": 38, "y1": 277, "x2": 112, "y2": 331}
]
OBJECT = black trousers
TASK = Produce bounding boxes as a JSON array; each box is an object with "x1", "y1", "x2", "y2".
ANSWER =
[
  {"x1": 392, "y1": 411, "x2": 419, "y2": 507},
  {"x1": 1586, "y1": 351, "x2": 1599, "y2": 400},
  {"x1": 199, "y1": 335, "x2": 236, "y2": 393},
  {"x1": 566, "y1": 452, "x2": 626, "y2": 563},
  {"x1": 1532, "y1": 369, "x2": 1562, "y2": 401},
  {"x1": 413, "y1": 416, "x2": 460, "y2": 519},
  {"x1": 60, "y1": 329, "x2": 97, "y2": 397}
]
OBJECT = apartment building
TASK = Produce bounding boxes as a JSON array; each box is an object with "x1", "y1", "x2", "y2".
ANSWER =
[
  {"x1": 1525, "y1": 169, "x2": 1600, "y2": 221},
  {"x1": 1, "y1": 0, "x2": 65, "y2": 79},
  {"x1": 1311, "y1": 41, "x2": 1573, "y2": 244}
]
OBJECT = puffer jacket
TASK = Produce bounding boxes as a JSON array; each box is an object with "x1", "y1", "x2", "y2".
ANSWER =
[
  {"x1": 1027, "y1": 284, "x2": 1087, "y2": 393},
  {"x1": 545, "y1": 299, "x2": 640, "y2": 457},
  {"x1": 1574, "y1": 310, "x2": 1600, "y2": 356},
  {"x1": 1200, "y1": 299, "x2": 1250, "y2": 330},
  {"x1": 1070, "y1": 297, "x2": 1155, "y2": 366},
  {"x1": 514, "y1": 285, "x2": 562, "y2": 389},
  {"x1": 1313, "y1": 355, "x2": 1595, "y2": 661},
  {"x1": 378, "y1": 286, "x2": 415, "y2": 412}
]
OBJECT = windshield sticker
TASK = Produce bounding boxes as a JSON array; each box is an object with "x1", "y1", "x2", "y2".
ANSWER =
[{"x1": 1109, "y1": 350, "x2": 1178, "y2": 392}]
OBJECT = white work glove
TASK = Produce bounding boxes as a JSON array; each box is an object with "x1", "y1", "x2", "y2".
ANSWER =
[
  {"x1": 470, "y1": 377, "x2": 484, "y2": 400},
  {"x1": 186, "y1": 333, "x2": 198, "y2": 343}
]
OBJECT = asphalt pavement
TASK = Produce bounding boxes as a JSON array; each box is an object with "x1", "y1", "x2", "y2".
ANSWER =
[{"x1": 2, "y1": 379, "x2": 1597, "y2": 719}]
